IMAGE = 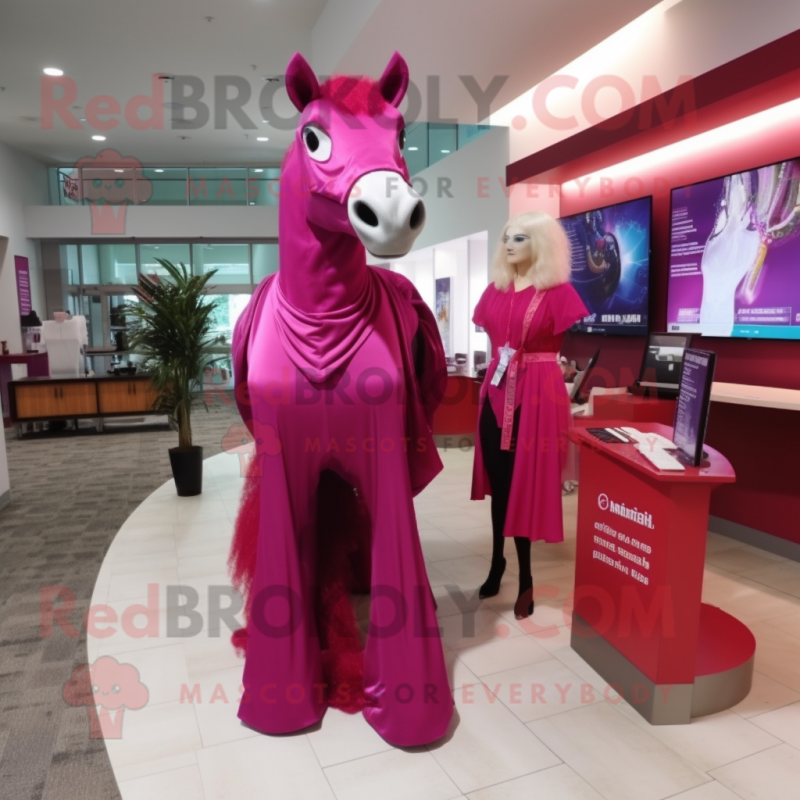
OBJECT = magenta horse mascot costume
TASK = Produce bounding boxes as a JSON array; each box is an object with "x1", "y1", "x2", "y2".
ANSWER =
[{"x1": 228, "y1": 52, "x2": 453, "y2": 746}]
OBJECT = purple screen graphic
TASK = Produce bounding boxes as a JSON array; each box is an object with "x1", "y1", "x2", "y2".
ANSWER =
[
  {"x1": 560, "y1": 196, "x2": 651, "y2": 336},
  {"x1": 667, "y1": 158, "x2": 800, "y2": 339}
]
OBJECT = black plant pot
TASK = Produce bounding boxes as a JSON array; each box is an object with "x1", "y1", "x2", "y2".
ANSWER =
[{"x1": 169, "y1": 446, "x2": 203, "y2": 496}]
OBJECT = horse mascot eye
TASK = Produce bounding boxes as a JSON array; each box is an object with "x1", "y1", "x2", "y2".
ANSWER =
[{"x1": 302, "y1": 124, "x2": 331, "y2": 161}]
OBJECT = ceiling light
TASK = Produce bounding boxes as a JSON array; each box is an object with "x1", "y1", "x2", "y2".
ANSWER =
[
  {"x1": 249, "y1": 202, "x2": 255, "y2": 205},
  {"x1": 408, "y1": 146, "x2": 419, "y2": 151},
  {"x1": 92, "y1": 135, "x2": 106, "y2": 141},
  {"x1": 154, "y1": 169, "x2": 164, "y2": 173},
  {"x1": 441, "y1": 149, "x2": 451, "y2": 153},
  {"x1": 43, "y1": 67, "x2": 63, "y2": 76},
  {"x1": 253, "y1": 169, "x2": 263, "y2": 173},
  {"x1": 114, "y1": 169, "x2": 124, "y2": 173},
  {"x1": 257, "y1": 137, "x2": 269, "y2": 142}
]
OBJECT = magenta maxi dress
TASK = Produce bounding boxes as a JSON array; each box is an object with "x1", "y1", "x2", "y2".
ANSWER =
[
  {"x1": 471, "y1": 281, "x2": 589, "y2": 541},
  {"x1": 232, "y1": 268, "x2": 453, "y2": 746}
]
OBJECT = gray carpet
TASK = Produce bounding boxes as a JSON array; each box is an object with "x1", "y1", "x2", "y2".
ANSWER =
[{"x1": 0, "y1": 399, "x2": 242, "y2": 800}]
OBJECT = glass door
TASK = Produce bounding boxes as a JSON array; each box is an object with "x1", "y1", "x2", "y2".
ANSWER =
[{"x1": 80, "y1": 286, "x2": 139, "y2": 376}]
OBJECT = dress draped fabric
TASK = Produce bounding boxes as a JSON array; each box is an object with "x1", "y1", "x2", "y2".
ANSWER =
[{"x1": 471, "y1": 281, "x2": 589, "y2": 542}]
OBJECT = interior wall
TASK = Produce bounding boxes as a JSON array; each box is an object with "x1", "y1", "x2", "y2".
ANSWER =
[
  {"x1": 559, "y1": 98, "x2": 800, "y2": 392},
  {"x1": 468, "y1": 236, "x2": 489, "y2": 370},
  {"x1": 409, "y1": 126, "x2": 510, "y2": 262},
  {"x1": 433, "y1": 239, "x2": 469, "y2": 358},
  {"x1": 556, "y1": 96, "x2": 800, "y2": 545},
  {"x1": 0, "y1": 142, "x2": 48, "y2": 351},
  {"x1": 0, "y1": 389, "x2": 9, "y2": 507}
]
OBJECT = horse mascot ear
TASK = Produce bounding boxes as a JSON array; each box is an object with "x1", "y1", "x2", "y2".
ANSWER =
[
  {"x1": 285, "y1": 51, "x2": 409, "y2": 112},
  {"x1": 377, "y1": 52, "x2": 409, "y2": 108},
  {"x1": 285, "y1": 53, "x2": 321, "y2": 112}
]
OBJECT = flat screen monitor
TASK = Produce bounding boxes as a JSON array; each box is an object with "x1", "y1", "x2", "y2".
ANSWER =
[
  {"x1": 672, "y1": 348, "x2": 716, "y2": 467},
  {"x1": 560, "y1": 196, "x2": 652, "y2": 336},
  {"x1": 636, "y1": 332, "x2": 692, "y2": 392},
  {"x1": 569, "y1": 348, "x2": 600, "y2": 404},
  {"x1": 667, "y1": 156, "x2": 800, "y2": 340}
]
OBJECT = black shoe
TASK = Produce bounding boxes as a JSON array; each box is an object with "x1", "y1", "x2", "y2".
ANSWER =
[
  {"x1": 479, "y1": 557, "x2": 506, "y2": 599},
  {"x1": 514, "y1": 578, "x2": 534, "y2": 619}
]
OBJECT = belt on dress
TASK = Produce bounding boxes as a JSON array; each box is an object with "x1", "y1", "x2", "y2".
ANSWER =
[{"x1": 501, "y1": 351, "x2": 558, "y2": 450}]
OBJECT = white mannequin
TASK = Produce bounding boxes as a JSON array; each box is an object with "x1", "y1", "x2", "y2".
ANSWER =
[{"x1": 503, "y1": 226, "x2": 536, "y2": 291}]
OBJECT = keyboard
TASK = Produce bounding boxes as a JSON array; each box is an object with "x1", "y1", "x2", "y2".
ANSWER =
[
  {"x1": 635, "y1": 445, "x2": 685, "y2": 471},
  {"x1": 587, "y1": 427, "x2": 630, "y2": 443}
]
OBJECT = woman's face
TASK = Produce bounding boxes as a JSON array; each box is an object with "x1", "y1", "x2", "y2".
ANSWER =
[{"x1": 503, "y1": 225, "x2": 533, "y2": 268}]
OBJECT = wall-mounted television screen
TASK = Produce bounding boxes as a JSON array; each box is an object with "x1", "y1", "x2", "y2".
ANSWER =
[
  {"x1": 560, "y1": 195, "x2": 652, "y2": 336},
  {"x1": 667, "y1": 157, "x2": 800, "y2": 340}
]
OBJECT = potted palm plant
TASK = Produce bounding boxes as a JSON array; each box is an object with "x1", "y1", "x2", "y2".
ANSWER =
[{"x1": 127, "y1": 258, "x2": 221, "y2": 496}]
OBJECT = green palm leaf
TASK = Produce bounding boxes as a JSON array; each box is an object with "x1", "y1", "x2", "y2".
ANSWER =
[{"x1": 126, "y1": 259, "x2": 221, "y2": 449}]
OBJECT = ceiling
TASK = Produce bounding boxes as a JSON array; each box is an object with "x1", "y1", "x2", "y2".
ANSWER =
[{"x1": 0, "y1": 0, "x2": 662, "y2": 167}]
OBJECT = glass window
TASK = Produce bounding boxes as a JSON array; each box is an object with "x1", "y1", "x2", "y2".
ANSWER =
[
  {"x1": 246, "y1": 167, "x2": 281, "y2": 207},
  {"x1": 188, "y1": 168, "x2": 247, "y2": 206},
  {"x1": 428, "y1": 124, "x2": 457, "y2": 168},
  {"x1": 138, "y1": 168, "x2": 188, "y2": 205},
  {"x1": 80, "y1": 168, "x2": 137, "y2": 208},
  {"x1": 192, "y1": 243, "x2": 250, "y2": 284},
  {"x1": 458, "y1": 125, "x2": 491, "y2": 149},
  {"x1": 403, "y1": 123, "x2": 428, "y2": 176},
  {"x1": 139, "y1": 244, "x2": 192, "y2": 280},
  {"x1": 208, "y1": 294, "x2": 251, "y2": 347},
  {"x1": 252, "y1": 243, "x2": 279, "y2": 282},
  {"x1": 55, "y1": 167, "x2": 82, "y2": 206},
  {"x1": 79, "y1": 244, "x2": 137, "y2": 285},
  {"x1": 60, "y1": 245, "x2": 80, "y2": 285}
]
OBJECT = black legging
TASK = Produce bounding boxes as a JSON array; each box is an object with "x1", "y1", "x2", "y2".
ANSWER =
[{"x1": 479, "y1": 400, "x2": 532, "y2": 583}]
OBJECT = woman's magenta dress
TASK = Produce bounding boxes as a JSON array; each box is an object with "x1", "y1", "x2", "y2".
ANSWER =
[{"x1": 471, "y1": 281, "x2": 588, "y2": 541}]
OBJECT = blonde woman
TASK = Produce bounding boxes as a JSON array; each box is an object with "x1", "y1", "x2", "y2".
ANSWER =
[{"x1": 471, "y1": 212, "x2": 588, "y2": 618}]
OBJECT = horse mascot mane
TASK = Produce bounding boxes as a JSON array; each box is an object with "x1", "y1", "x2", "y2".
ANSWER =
[{"x1": 226, "y1": 51, "x2": 452, "y2": 747}]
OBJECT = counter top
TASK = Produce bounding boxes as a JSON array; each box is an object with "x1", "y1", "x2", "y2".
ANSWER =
[
  {"x1": 567, "y1": 421, "x2": 736, "y2": 484},
  {"x1": 711, "y1": 382, "x2": 800, "y2": 412}
]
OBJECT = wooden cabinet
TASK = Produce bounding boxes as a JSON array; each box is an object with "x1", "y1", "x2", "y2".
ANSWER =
[
  {"x1": 98, "y1": 379, "x2": 158, "y2": 414},
  {"x1": 9, "y1": 376, "x2": 158, "y2": 425},
  {"x1": 14, "y1": 381, "x2": 97, "y2": 419}
]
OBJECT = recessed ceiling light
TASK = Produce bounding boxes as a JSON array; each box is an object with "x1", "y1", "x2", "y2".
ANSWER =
[
  {"x1": 257, "y1": 137, "x2": 268, "y2": 142},
  {"x1": 43, "y1": 67, "x2": 63, "y2": 76},
  {"x1": 253, "y1": 169, "x2": 263, "y2": 173},
  {"x1": 114, "y1": 169, "x2": 124, "y2": 173},
  {"x1": 154, "y1": 169, "x2": 164, "y2": 173},
  {"x1": 92, "y1": 135, "x2": 106, "y2": 141},
  {"x1": 408, "y1": 146, "x2": 419, "y2": 151},
  {"x1": 441, "y1": 149, "x2": 451, "y2": 153}
]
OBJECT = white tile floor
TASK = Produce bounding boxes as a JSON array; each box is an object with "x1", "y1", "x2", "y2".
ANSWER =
[{"x1": 87, "y1": 447, "x2": 800, "y2": 799}]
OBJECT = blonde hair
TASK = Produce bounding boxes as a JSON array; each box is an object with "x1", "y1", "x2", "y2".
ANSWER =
[{"x1": 491, "y1": 211, "x2": 572, "y2": 291}]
